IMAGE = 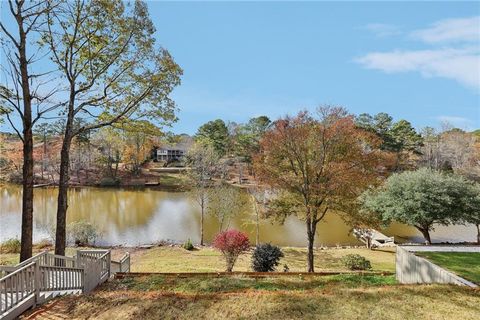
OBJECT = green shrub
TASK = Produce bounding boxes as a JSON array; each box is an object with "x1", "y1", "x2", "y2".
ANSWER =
[
  {"x1": 251, "y1": 243, "x2": 284, "y2": 272},
  {"x1": 67, "y1": 221, "x2": 99, "y2": 246},
  {"x1": 182, "y1": 238, "x2": 194, "y2": 251},
  {"x1": 99, "y1": 177, "x2": 120, "y2": 187},
  {"x1": 0, "y1": 238, "x2": 21, "y2": 253},
  {"x1": 342, "y1": 254, "x2": 372, "y2": 271}
]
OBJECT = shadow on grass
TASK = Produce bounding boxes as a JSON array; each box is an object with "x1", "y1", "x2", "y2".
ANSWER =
[{"x1": 112, "y1": 274, "x2": 397, "y2": 294}]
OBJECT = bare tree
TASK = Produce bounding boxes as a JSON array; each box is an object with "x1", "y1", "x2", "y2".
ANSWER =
[
  {"x1": 208, "y1": 183, "x2": 248, "y2": 233},
  {"x1": 0, "y1": 0, "x2": 59, "y2": 261},
  {"x1": 186, "y1": 143, "x2": 221, "y2": 245},
  {"x1": 247, "y1": 185, "x2": 267, "y2": 246},
  {"x1": 421, "y1": 127, "x2": 479, "y2": 180}
]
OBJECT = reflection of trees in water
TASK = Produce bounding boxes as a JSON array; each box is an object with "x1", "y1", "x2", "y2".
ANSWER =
[
  {"x1": 0, "y1": 186, "x2": 24, "y2": 213},
  {"x1": 66, "y1": 188, "x2": 164, "y2": 230},
  {"x1": 1, "y1": 185, "x2": 472, "y2": 245}
]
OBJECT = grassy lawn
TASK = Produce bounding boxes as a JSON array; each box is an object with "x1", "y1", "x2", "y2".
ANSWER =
[
  {"x1": 127, "y1": 246, "x2": 396, "y2": 273},
  {"x1": 1, "y1": 245, "x2": 395, "y2": 273},
  {"x1": 155, "y1": 172, "x2": 188, "y2": 189},
  {"x1": 22, "y1": 274, "x2": 480, "y2": 320},
  {"x1": 415, "y1": 252, "x2": 480, "y2": 285}
]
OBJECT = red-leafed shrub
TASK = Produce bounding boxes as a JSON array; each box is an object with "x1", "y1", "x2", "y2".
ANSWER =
[{"x1": 213, "y1": 229, "x2": 250, "y2": 272}]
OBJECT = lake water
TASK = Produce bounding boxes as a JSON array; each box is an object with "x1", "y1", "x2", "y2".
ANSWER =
[{"x1": 0, "y1": 185, "x2": 477, "y2": 246}]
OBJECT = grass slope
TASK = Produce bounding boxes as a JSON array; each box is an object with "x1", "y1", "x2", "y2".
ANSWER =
[
  {"x1": 416, "y1": 252, "x2": 480, "y2": 284},
  {"x1": 129, "y1": 246, "x2": 396, "y2": 273},
  {"x1": 22, "y1": 275, "x2": 480, "y2": 320}
]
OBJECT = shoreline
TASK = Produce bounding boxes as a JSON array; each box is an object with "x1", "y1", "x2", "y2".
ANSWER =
[
  {"x1": 7, "y1": 239, "x2": 478, "y2": 253},
  {"x1": 0, "y1": 180, "x2": 187, "y2": 192}
]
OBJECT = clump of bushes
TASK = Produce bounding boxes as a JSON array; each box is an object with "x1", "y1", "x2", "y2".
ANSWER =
[
  {"x1": 67, "y1": 220, "x2": 99, "y2": 246},
  {"x1": 6, "y1": 171, "x2": 23, "y2": 183},
  {"x1": 182, "y1": 238, "x2": 194, "y2": 251},
  {"x1": 342, "y1": 254, "x2": 372, "y2": 270},
  {"x1": 251, "y1": 243, "x2": 284, "y2": 272},
  {"x1": 213, "y1": 229, "x2": 250, "y2": 272},
  {"x1": 0, "y1": 238, "x2": 21, "y2": 253},
  {"x1": 99, "y1": 177, "x2": 121, "y2": 187}
]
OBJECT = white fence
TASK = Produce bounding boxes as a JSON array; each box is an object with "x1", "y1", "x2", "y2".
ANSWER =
[{"x1": 396, "y1": 246, "x2": 478, "y2": 288}]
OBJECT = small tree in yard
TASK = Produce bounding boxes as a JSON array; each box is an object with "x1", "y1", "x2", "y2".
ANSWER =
[
  {"x1": 186, "y1": 143, "x2": 221, "y2": 245},
  {"x1": 254, "y1": 107, "x2": 386, "y2": 272},
  {"x1": 458, "y1": 184, "x2": 480, "y2": 244},
  {"x1": 360, "y1": 168, "x2": 480, "y2": 244},
  {"x1": 251, "y1": 243, "x2": 284, "y2": 272},
  {"x1": 213, "y1": 230, "x2": 250, "y2": 272}
]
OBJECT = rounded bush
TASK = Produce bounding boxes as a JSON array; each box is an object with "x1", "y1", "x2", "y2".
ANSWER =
[
  {"x1": 251, "y1": 243, "x2": 284, "y2": 272},
  {"x1": 67, "y1": 220, "x2": 99, "y2": 246},
  {"x1": 183, "y1": 238, "x2": 194, "y2": 251},
  {"x1": 342, "y1": 254, "x2": 372, "y2": 271}
]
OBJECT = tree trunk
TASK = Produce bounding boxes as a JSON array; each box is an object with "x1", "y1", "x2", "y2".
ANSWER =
[
  {"x1": 20, "y1": 127, "x2": 34, "y2": 261},
  {"x1": 255, "y1": 207, "x2": 260, "y2": 246},
  {"x1": 476, "y1": 224, "x2": 479, "y2": 245},
  {"x1": 18, "y1": 18, "x2": 34, "y2": 262},
  {"x1": 200, "y1": 204, "x2": 204, "y2": 246},
  {"x1": 252, "y1": 196, "x2": 260, "y2": 246},
  {"x1": 417, "y1": 227, "x2": 432, "y2": 245},
  {"x1": 306, "y1": 216, "x2": 316, "y2": 272},
  {"x1": 55, "y1": 114, "x2": 74, "y2": 256}
]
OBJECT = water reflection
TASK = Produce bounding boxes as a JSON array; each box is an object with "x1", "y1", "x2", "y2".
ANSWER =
[{"x1": 0, "y1": 185, "x2": 477, "y2": 246}]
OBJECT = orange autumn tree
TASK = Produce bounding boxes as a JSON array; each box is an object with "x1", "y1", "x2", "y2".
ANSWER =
[
  {"x1": 120, "y1": 120, "x2": 161, "y2": 175},
  {"x1": 254, "y1": 107, "x2": 386, "y2": 272}
]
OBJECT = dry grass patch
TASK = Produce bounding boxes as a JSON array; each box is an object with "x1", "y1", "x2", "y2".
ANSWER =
[
  {"x1": 128, "y1": 246, "x2": 395, "y2": 273},
  {"x1": 22, "y1": 275, "x2": 479, "y2": 320}
]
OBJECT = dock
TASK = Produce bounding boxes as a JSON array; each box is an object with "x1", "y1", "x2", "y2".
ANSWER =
[{"x1": 353, "y1": 228, "x2": 395, "y2": 248}]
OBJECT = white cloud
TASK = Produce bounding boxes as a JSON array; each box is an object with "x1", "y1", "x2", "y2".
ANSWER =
[
  {"x1": 364, "y1": 23, "x2": 401, "y2": 37},
  {"x1": 356, "y1": 16, "x2": 480, "y2": 91},
  {"x1": 356, "y1": 47, "x2": 480, "y2": 89},
  {"x1": 411, "y1": 16, "x2": 480, "y2": 43}
]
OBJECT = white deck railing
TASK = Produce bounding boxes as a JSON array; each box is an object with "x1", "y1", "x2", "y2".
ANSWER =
[
  {"x1": 0, "y1": 261, "x2": 37, "y2": 315},
  {"x1": 111, "y1": 252, "x2": 130, "y2": 273},
  {"x1": 0, "y1": 249, "x2": 129, "y2": 320}
]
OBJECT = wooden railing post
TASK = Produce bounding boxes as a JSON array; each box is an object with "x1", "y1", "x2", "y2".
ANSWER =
[
  {"x1": 81, "y1": 266, "x2": 86, "y2": 293},
  {"x1": 34, "y1": 262, "x2": 40, "y2": 306},
  {"x1": 76, "y1": 251, "x2": 82, "y2": 266},
  {"x1": 107, "y1": 251, "x2": 111, "y2": 279}
]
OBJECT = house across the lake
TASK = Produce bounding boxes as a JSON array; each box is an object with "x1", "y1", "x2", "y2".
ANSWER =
[
  {"x1": 155, "y1": 147, "x2": 185, "y2": 162},
  {"x1": 153, "y1": 135, "x2": 192, "y2": 163}
]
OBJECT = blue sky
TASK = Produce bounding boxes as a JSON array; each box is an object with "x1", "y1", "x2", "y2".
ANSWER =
[
  {"x1": 1, "y1": 1, "x2": 479, "y2": 135},
  {"x1": 146, "y1": 1, "x2": 480, "y2": 134}
]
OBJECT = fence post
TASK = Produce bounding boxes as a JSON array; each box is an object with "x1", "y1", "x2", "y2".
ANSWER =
[
  {"x1": 34, "y1": 262, "x2": 40, "y2": 306},
  {"x1": 81, "y1": 266, "x2": 86, "y2": 293},
  {"x1": 107, "y1": 251, "x2": 111, "y2": 279},
  {"x1": 76, "y1": 251, "x2": 82, "y2": 266}
]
